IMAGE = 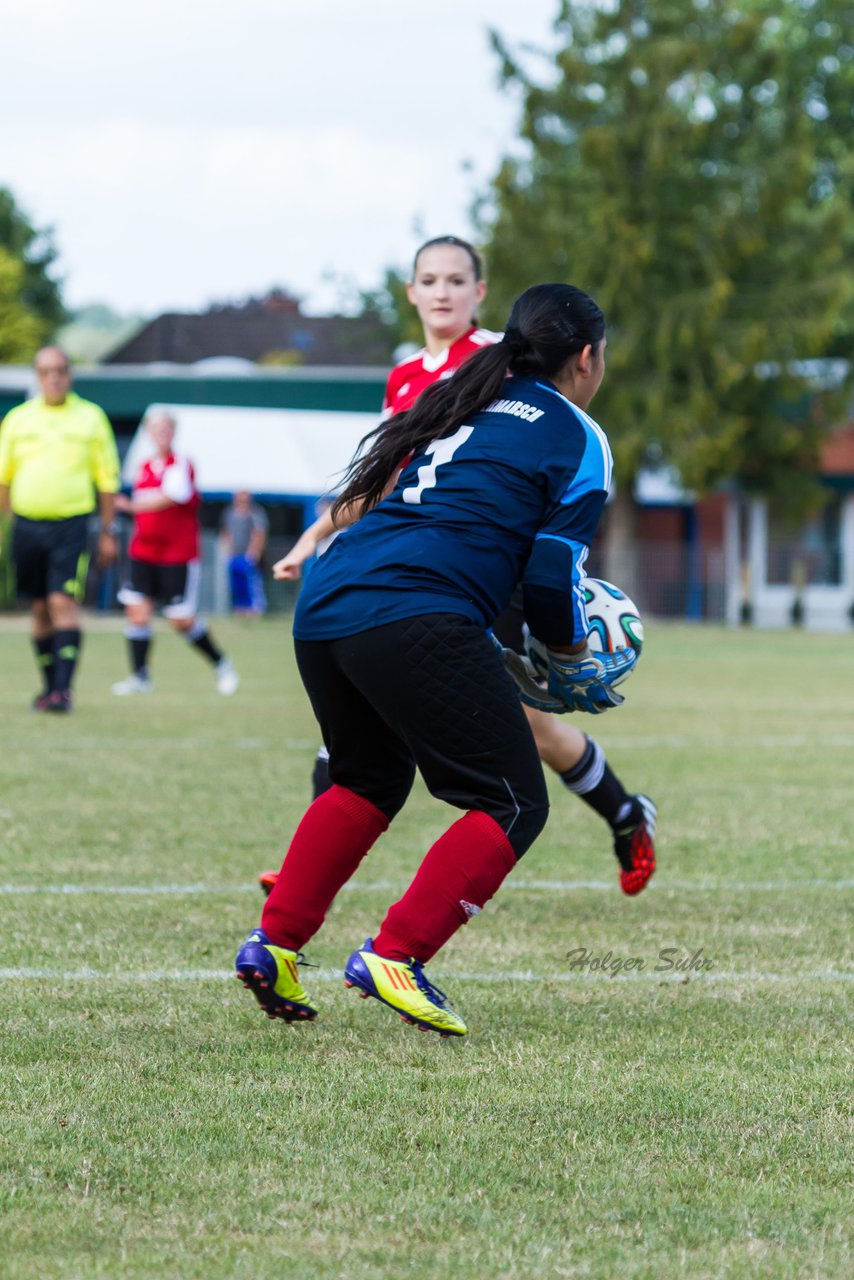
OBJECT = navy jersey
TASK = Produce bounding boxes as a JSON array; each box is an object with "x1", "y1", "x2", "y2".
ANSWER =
[{"x1": 293, "y1": 376, "x2": 613, "y2": 644}]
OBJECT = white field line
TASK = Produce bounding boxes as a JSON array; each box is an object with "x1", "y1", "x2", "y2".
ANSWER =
[
  {"x1": 12, "y1": 734, "x2": 854, "y2": 753},
  {"x1": 0, "y1": 966, "x2": 852, "y2": 985},
  {"x1": 1, "y1": 878, "x2": 851, "y2": 897},
  {"x1": 6, "y1": 737, "x2": 322, "y2": 752}
]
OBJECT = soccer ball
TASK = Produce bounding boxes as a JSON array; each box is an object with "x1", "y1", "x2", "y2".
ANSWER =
[
  {"x1": 525, "y1": 577, "x2": 643, "y2": 686},
  {"x1": 580, "y1": 577, "x2": 644, "y2": 657}
]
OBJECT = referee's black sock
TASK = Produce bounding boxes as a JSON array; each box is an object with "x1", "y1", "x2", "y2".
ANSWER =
[
  {"x1": 52, "y1": 628, "x2": 82, "y2": 694},
  {"x1": 559, "y1": 735, "x2": 635, "y2": 829},
  {"x1": 186, "y1": 619, "x2": 223, "y2": 666},
  {"x1": 33, "y1": 635, "x2": 56, "y2": 693}
]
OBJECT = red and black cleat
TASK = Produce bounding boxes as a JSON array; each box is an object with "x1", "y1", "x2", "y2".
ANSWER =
[
  {"x1": 258, "y1": 870, "x2": 277, "y2": 897},
  {"x1": 614, "y1": 795, "x2": 657, "y2": 896}
]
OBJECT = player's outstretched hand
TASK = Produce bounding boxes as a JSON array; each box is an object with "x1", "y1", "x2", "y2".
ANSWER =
[
  {"x1": 272, "y1": 554, "x2": 301, "y2": 581},
  {"x1": 546, "y1": 645, "x2": 636, "y2": 714},
  {"x1": 273, "y1": 529, "x2": 321, "y2": 580},
  {"x1": 272, "y1": 547, "x2": 311, "y2": 580}
]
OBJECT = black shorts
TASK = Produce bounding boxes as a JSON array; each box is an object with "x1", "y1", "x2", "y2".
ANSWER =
[
  {"x1": 118, "y1": 558, "x2": 200, "y2": 618},
  {"x1": 490, "y1": 584, "x2": 526, "y2": 654},
  {"x1": 11, "y1": 514, "x2": 90, "y2": 601},
  {"x1": 294, "y1": 613, "x2": 549, "y2": 859}
]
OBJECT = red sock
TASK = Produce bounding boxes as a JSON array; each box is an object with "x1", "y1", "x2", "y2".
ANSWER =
[
  {"x1": 261, "y1": 785, "x2": 388, "y2": 949},
  {"x1": 373, "y1": 811, "x2": 517, "y2": 964}
]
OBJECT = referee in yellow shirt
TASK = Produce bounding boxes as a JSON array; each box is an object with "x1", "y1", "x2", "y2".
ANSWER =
[{"x1": 0, "y1": 346, "x2": 120, "y2": 712}]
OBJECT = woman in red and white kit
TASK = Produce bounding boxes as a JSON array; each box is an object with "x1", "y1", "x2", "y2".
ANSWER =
[
  {"x1": 112, "y1": 411, "x2": 239, "y2": 697},
  {"x1": 266, "y1": 237, "x2": 655, "y2": 894}
]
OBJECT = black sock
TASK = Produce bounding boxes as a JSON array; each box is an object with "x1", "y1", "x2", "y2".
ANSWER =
[
  {"x1": 53, "y1": 628, "x2": 82, "y2": 694},
  {"x1": 559, "y1": 735, "x2": 635, "y2": 829},
  {"x1": 187, "y1": 621, "x2": 223, "y2": 666},
  {"x1": 33, "y1": 635, "x2": 56, "y2": 693},
  {"x1": 312, "y1": 751, "x2": 332, "y2": 800},
  {"x1": 125, "y1": 625, "x2": 152, "y2": 677},
  {"x1": 131, "y1": 637, "x2": 151, "y2": 676}
]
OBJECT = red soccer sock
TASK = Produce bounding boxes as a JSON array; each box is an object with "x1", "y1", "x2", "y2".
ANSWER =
[
  {"x1": 373, "y1": 810, "x2": 517, "y2": 964},
  {"x1": 261, "y1": 785, "x2": 389, "y2": 950}
]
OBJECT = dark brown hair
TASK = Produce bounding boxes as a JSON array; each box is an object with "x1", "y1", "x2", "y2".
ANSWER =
[{"x1": 413, "y1": 235, "x2": 483, "y2": 281}]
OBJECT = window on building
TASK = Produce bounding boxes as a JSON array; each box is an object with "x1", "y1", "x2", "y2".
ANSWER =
[{"x1": 767, "y1": 491, "x2": 844, "y2": 586}]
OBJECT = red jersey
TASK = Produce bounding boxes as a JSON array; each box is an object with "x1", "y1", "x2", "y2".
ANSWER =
[
  {"x1": 128, "y1": 452, "x2": 201, "y2": 565},
  {"x1": 382, "y1": 327, "x2": 502, "y2": 418}
]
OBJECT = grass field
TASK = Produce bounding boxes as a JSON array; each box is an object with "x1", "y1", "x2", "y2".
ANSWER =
[{"x1": 0, "y1": 614, "x2": 851, "y2": 1280}]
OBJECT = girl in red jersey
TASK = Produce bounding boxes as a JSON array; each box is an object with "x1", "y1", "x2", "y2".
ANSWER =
[
  {"x1": 380, "y1": 235, "x2": 499, "y2": 418},
  {"x1": 275, "y1": 236, "x2": 498, "y2": 583},
  {"x1": 262, "y1": 238, "x2": 655, "y2": 895},
  {"x1": 112, "y1": 411, "x2": 239, "y2": 697}
]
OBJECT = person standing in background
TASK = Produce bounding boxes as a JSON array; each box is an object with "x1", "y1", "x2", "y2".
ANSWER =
[
  {"x1": 219, "y1": 490, "x2": 268, "y2": 617},
  {"x1": 111, "y1": 411, "x2": 239, "y2": 697},
  {"x1": 0, "y1": 346, "x2": 120, "y2": 712}
]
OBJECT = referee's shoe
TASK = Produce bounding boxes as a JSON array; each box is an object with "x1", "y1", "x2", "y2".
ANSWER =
[{"x1": 40, "y1": 690, "x2": 72, "y2": 713}]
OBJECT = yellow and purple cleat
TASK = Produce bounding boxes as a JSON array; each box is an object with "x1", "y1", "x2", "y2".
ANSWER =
[
  {"x1": 235, "y1": 928, "x2": 318, "y2": 1023},
  {"x1": 343, "y1": 939, "x2": 466, "y2": 1038}
]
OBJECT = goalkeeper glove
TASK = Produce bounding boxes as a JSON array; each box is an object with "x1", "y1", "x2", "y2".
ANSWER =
[
  {"x1": 490, "y1": 635, "x2": 564, "y2": 713},
  {"x1": 492, "y1": 634, "x2": 636, "y2": 715},
  {"x1": 544, "y1": 644, "x2": 636, "y2": 713}
]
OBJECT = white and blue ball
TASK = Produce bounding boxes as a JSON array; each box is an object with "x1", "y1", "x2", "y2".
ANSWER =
[{"x1": 525, "y1": 577, "x2": 643, "y2": 688}]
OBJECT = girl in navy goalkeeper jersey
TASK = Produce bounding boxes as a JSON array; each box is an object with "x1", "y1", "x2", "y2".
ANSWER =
[
  {"x1": 263, "y1": 236, "x2": 656, "y2": 898},
  {"x1": 236, "y1": 283, "x2": 638, "y2": 1038}
]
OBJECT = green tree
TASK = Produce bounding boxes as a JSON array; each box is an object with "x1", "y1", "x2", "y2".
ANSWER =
[
  {"x1": 0, "y1": 187, "x2": 66, "y2": 347},
  {"x1": 0, "y1": 247, "x2": 44, "y2": 362},
  {"x1": 320, "y1": 266, "x2": 416, "y2": 356},
  {"x1": 481, "y1": 0, "x2": 854, "y2": 567},
  {"x1": 341, "y1": 267, "x2": 420, "y2": 355}
]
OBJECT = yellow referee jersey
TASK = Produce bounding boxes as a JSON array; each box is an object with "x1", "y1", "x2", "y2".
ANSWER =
[{"x1": 0, "y1": 392, "x2": 120, "y2": 519}]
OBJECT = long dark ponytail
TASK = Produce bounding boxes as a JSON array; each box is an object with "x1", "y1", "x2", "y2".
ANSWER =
[{"x1": 333, "y1": 282, "x2": 605, "y2": 518}]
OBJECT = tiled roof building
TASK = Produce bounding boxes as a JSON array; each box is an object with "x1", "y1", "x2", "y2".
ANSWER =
[{"x1": 104, "y1": 289, "x2": 393, "y2": 367}]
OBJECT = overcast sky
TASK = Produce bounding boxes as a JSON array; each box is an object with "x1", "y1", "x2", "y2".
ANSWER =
[{"x1": 2, "y1": 0, "x2": 560, "y2": 317}]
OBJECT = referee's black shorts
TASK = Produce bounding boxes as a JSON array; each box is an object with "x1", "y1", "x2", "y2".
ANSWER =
[
  {"x1": 11, "y1": 514, "x2": 90, "y2": 601},
  {"x1": 295, "y1": 613, "x2": 549, "y2": 859}
]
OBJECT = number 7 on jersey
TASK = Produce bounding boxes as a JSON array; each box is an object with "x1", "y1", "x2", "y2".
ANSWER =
[{"x1": 401, "y1": 425, "x2": 474, "y2": 505}]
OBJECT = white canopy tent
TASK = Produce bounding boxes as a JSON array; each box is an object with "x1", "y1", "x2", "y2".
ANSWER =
[{"x1": 121, "y1": 403, "x2": 376, "y2": 501}]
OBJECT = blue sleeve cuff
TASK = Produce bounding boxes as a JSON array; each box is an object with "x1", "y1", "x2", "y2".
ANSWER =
[{"x1": 522, "y1": 537, "x2": 589, "y2": 646}]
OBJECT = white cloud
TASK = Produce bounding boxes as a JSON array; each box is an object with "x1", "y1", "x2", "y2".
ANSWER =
[{"x1": 1, "y1": 0, "x2": 559, "y2": 313}]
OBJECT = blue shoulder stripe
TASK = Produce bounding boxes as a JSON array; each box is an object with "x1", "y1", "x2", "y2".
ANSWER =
[{"x1": 532, "y1": 381, "x2": 613, "y2": 497}]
